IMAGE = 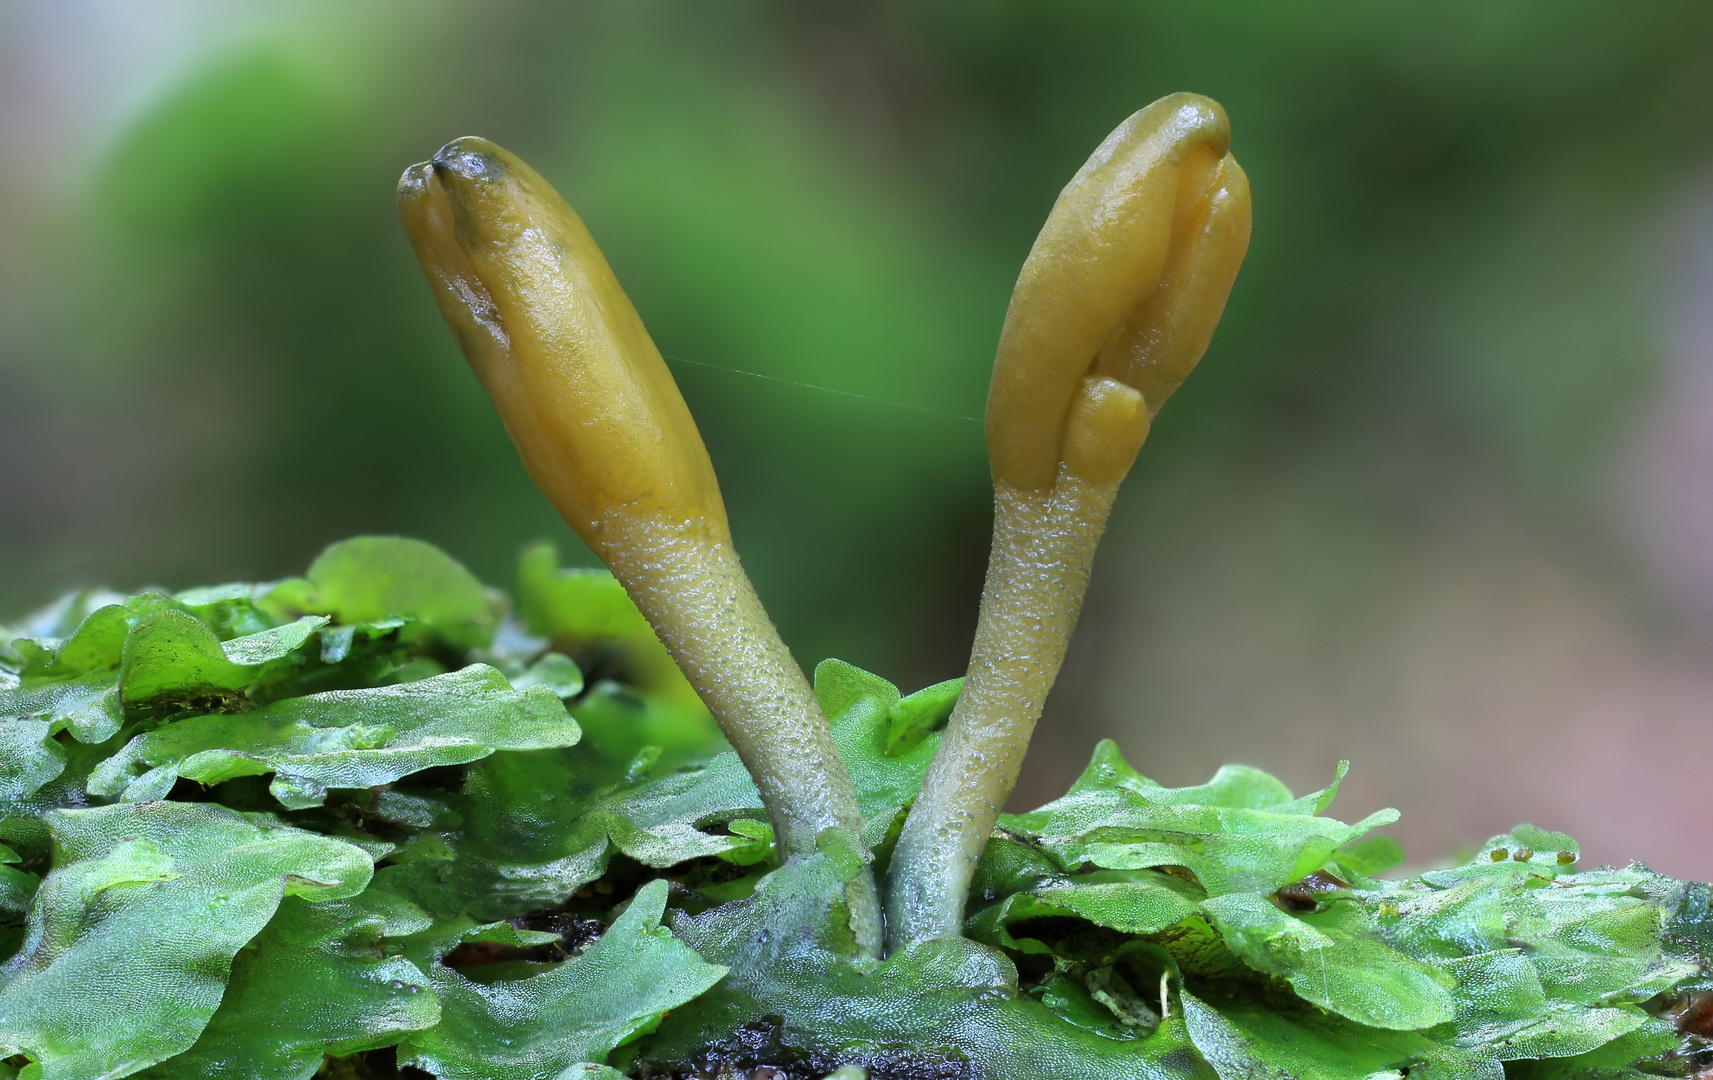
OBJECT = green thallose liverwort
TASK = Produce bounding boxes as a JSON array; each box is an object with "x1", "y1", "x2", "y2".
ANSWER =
[
  {"x1": 0, "y1": 547, "x2": 1708, "y2": 1078},
  {"x1": 0, "y1": 92, "x2": 1705, "y2": 1080}
]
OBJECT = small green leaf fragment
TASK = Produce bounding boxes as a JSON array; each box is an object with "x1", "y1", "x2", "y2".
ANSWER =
[
  {"x1": 815, "y1": 660, "x2": 943, "y2": 820},
  {"x1": 129, "y1": 890, "x2": 439, "y2": 1080},
  {"x1": 289, "y1": 537, "x2": 497, "y2": 648},
  {"x1": 0, "y1": 722, "x2": 65, "y2": 803},
  {"x1": 1035, "y1": 877, "x2": 1201, "y2": 936},
  {"x1": 1002, "y1": 744, "x2": 1398, "y2": 896},
  {"x1": 886, "y1": 677, "x2": 960, "y2": 756},
  {"x1": 218, "y1": 615, "x2": 328, "y2": 665},
  {"x1": 119, "y1": 609, "x2": 250, "y2": 702},
  {"x1": 1432, "y1": 949, "x2": 1649, "y2": 1060},
  {"x1": 90, "y1": 664, "x2": 579, "y2": 807},
  {"x1": 1181, "y1": 989, "x2": 1498, "y2": 1080},
  {"x1": 1200, "y1": 892, "x2": 1455, "y2": 1030},
  {"x1": 717, "y1": 818, "x2": 776, "y2": 867},
  {"x1": 398, "y1": 879, "x2": 726, "y2": 1079},
  {"x1": 513, "y1": 652, "x2": 585, "y2": 699},
  {"x1": 1335, "y1": 835, "x2": 1406, "y2": 877}
]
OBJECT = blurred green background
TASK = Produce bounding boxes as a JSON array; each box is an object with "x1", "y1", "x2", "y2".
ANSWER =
[{"x1": 3, "y1": 1, "x2": 1712, "y2": 877}]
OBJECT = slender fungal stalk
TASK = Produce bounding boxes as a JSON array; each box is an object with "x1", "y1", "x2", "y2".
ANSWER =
[
  {"x1": 398, "y1": 138, "x2": 879, "y2": 955},
  {"x1": 887, "y1": 94, "x2": 1252, "y2": 950}
]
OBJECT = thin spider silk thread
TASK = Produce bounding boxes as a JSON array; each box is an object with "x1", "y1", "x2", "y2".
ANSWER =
[{"x1": 663, "y1": 354, "x2": 982, "y2": 425}]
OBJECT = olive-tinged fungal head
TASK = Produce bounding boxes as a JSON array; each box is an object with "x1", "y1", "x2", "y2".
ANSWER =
[
  {"x1": 986, "y1": 93, "x2": 1253, "y2": 492},
  {"x1": 399, "y1": 138, "x2": 880, "y2": 956},
  {"x1": 398, "y1": 138, "x2": 729, "y2": 553},
  {"x1": 887, "y1": 93, "x2": 1252, "y2": 951}
]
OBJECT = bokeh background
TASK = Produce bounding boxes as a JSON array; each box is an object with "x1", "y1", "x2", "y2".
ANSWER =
[{"x1": 3, "y1": 1, "x2": 1710, "y2": 878}]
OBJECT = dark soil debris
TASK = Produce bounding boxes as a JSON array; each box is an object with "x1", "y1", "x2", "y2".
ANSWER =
[
  {"x1": 634, "y1": 1017, "x2": 971, "y2": 1080},
  {"x1": 316, "y1": 1047, "x2": 433, "y2": 1079}
]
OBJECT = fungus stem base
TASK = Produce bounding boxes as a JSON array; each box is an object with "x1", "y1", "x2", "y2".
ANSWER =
[
  {"x1": 595, "y1": 508, "x2": 881, "y2": 957},
  {"x1": 885, "y1": 471, "x2": 1118, "y2": 951}
]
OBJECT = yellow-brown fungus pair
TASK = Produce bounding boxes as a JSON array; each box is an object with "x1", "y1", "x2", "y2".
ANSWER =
[{"x1": 398, "y1": 92, "x2": 1250, "y2": 956}]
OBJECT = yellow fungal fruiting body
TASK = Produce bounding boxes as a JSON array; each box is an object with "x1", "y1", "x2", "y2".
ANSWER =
[
  {"x1": 887, "y1": 93, "x2": 1251, "y2": 949},
  {"x1": 397, "y1": 140, "x2": 879, "y2": 954}
]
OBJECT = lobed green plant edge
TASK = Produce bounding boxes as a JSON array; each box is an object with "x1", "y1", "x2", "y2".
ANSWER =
[{"x1": 0, "y1": 536, "x2": 1705, "y2": 1080}]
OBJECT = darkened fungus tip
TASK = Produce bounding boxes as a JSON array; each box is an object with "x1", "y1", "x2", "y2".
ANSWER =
[{"x1": 430, "y1": 138, "x2": 506, "y2": 183}]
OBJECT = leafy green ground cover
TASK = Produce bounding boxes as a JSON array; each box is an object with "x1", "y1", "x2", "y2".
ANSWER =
[{"x1": 0, "y1": 537, "x2": 1707, "y2": 1080}]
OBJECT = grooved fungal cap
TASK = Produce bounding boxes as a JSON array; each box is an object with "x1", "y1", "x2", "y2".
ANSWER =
[
  {"x1": 987, "y1": 92, "x2": 1253, "y2": 491},
  {"x1": 397, "y1": 137, "x2": 729, "y2": 550}
]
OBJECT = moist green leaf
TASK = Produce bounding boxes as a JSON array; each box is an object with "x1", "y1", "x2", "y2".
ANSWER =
[
  {"x1": 814, "y1": 660, "x2": 944, "y2": 819},
  {"x1": 1035, "y1": 973, "x2": 1141, "y2": 1040},
  {"x1": 218, "y1": 616, "x2": 328, "y2": 666},
  {"x1": 274, "y1": 537, "x2": 496, "y2": 649},
  {"x1": 118, "y1": 609, "x2": 326, "y2": 703},
  {"x1": 517, "y1": 545, "x2": 652, "y2": 642},
  {"x1": 0, "y1": 646, "x2": 124, "y2": 747},
  {"x1": 1426, "y1": 949, "x2": 1649, "y2": 1061},
  {"x1": 0, "y1": 803, "x2": 372, "y2": 1080},
  {"x1": 22, "y1": 603, "x2": 136, "y2": 681},
  {"x1": 716, "y1": 818, "x2": 776, "y2": 866},
  {"x1": 89, "y1": 664, "x2": 579, "y2": 808},
  {"x1": 1372, "y1": 879, "x2": 1513, "y2": 960},
  {"x1": 0, "y1": 733, "x2": 126, "y2": 865},
  {"x1": 1664, "y1": 880, "x2": 1713, "y2": 976},
  {"x1": 0, "y1": 865, "x2": 38, "y2": 965},
  {"x1": 397, "y1": 879, "x2": 726, "y2": 1079},
  {"x1": 1200, "y1": 892, "x2": 1455, "y2": 1030},
  {"x1": 570, "y1": 681, "x2": 727, "y2": 778},
  {"x1": 967, "y1": 872, "x2": 1204, "y2": 955},
  {"x1": 1, "y1": 649, "x2": 126, "y2": 748},
  {"x1": 511, "y1": 652, "x2": 585, "y2": 699},
  {"x1": 45, "y1": 801, "x2": 373, "y2": 898},
  {"x1": 0, "y1": 722, "x2": 64, "y2": 804},
  {"x1": 1530, "y1": 953, "x2": 1699, "y2": 1007},
  {"x1": 132, "y1": 889, "x2": 439, "y2": 1080},
  {"x1": 886, "y1": 676, "x2": 959, "y2": 755},
  {"x1": 517, "y1": 545, "x2": 713, "y2": 742},
  {"x1": 964, "y1": 893, "x2": 1071, "y2": 955},
  {"x1": 1038, "y1": 877, "x2": 1203, "y2": 936},
  {"x1": 1504, "y1": 1018, "x2": 1687, "y2": 1080},
  {"x1": 373, "y1": 747, "x2": 613, "y2": 922},
  {"x1": 174, "y1": 582, "x2": 288, "y2": 642},
  {"x1": 1001, "y1": 742, "x2": 1398, "y2": 896},
  {"x1": 376, "y1": 744, "x2": 764, "y2": 922},
  {"x1": 1334, "y1": 835, "x2": 1406, "y2": 877},
  {"x1": 119, "y1": 608, "x2": 243, "y2": 701},
  {"x1": 599, "y1": 752, "x2": 768, "y2": 867},
  {"x1": 1181, "y1": 989, "x2": 1500, "y2": 1080},
  {"x1": 53, "y1": 684, "x2": 124, "y2": 745},
  {"x1": 968, "y1": 836, "x2": 1063, "y2": 905}
]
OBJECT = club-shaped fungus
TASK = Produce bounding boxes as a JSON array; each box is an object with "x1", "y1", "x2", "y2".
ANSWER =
[
  {"x1": 886, "y1": 93, "x2": 1251, "y2": 948},
  {"x1": 398, "y1": 138, "x2": 881, "y2": 956}
]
